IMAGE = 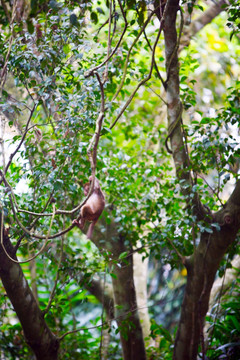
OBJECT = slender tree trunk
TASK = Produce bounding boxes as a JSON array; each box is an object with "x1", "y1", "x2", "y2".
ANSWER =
[
  {"x1": 112, "y1": 252, "x2": 147, "y2": 360},
  {"x1": 134, "y1": 249, "x2": 154, "y2": 346},
  {"x1": 92, "y1": 225, "x2": 147, "y2": 360}
]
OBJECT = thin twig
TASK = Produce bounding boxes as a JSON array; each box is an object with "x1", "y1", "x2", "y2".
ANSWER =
[
  {"x1": 58, "y1": 304, "x2": 143, "y2": 341},
  {"x1": 0, "y1": 0, "x2": 17, "y2": 88},
  {"x1": 96, "y1": 17, "x2": 111, "y2": 36},
  {"x1": 166, "y1": 236, "x2": 185, "y2": 264},
  {"x1": 136, "y1": 6, "x2": 166, "y2": 89},
  {"x1": 112, "y1": 9, "x2": 156, "y2": 100},
  {"x1": 2, "y1": 104, "x2": 36, "y2": 178},
  {"x1": 14, "y1": 191, "x2": 55, "y2": 252},
  {"x1": 0, "y1": 116, "x2": 6, "y2": 172},
  {"x1": 108, "y1": 3, "x2": 169, "y2": 130},
  {"x1": 0, "y1": 203, "x2": 56, "y2": 263},
  {"x1": 99, "y1": 264, "x2": 107, "y2": 359},
  {"x1": 146, "y1": 85, "x2": 167, "y2": 104},
  {"x1": 85, "y1": 0, "x2": 128, "y2": 78},
  {"x1": 43, "y1": 234, "x2": 64, "y2": 315},
  {"x1": 197, "y1": 173, "x2": 224, "y2": 207},
  {"x1": 1, "y1": 0, "x2": 11, "y2": 23},
  {"x1": 103, "y1": 0, "x2": 112, "y2": 84},
  {"x1": 1, "y1": 170, "x2": 87, "y2": 241},
  {"x1": 0, "y1": 72, "x2": 105, "y2": 241},
  {"x1": 0, "y1": 93, "x2": 32, "y2": 111},
  {"x1": 87, "y1": 72, "x2": 105, "y2": 172}
]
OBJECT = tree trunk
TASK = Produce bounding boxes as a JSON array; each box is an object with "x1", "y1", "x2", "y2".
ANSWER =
[
  {"x1": 173, "y1": 183, "x2": 240, "y2": 360},
  {"x1": 0, "y1": 229, "x2": 59, "y2": 360},
  {"x1": 162, "y1": 1, "x2": 240, "y2": 359},
  {"x1": 92, "y1": 224, "x2": 147, "y2": 360}
]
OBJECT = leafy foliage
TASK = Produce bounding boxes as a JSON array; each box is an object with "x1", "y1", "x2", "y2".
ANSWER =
[{"x1": 206, "y1": 271, "x2": 240, "y2": 360}]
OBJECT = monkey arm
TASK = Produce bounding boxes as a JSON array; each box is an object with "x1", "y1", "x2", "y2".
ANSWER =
[{"x1": 72, "y1": 218, "x2": 85, "y2": 230}]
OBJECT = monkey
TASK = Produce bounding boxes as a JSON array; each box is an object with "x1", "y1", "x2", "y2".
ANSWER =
[{"x1": 72, "y1": 176, "x2": 105, "y2": 239}]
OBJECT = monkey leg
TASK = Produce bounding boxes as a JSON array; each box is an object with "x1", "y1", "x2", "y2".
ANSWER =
[{"x1": 86, "y1": 221, "x2": 97, "y2": 239}]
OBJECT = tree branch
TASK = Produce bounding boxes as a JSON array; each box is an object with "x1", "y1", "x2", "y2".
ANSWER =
[
  {"x1": 179, "y1": 0, "x2": 229, "y2": 52},
  {"x1": 163, "y1": 0, "x2": 207, "y2": 219},
  {"x1": 112, "y1": 9, "x2": 157, "y2": 100},
  {"x1": 84, "y1": 277, "x2": 114, "y2": 319},
  {"x1": 43, "y1": 235, "x2": 64, "y2": 315}
]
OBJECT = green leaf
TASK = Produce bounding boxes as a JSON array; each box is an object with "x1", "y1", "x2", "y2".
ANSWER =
[
  {"x1": 109, "y1": 273, "x2": 117, "y2": 279},
  {"x1": 49, "y1": 0, "x2": 62, "y2": 10},
  {"x1": 96, "y1": 7, "x2": 104, "y2": 14},
  {"x1": 90, "y1": 11, "x2": 98, "y2": 24},
  {"x1": 27, "y1": 20, "x2": 34, "y2": 34},
  {"x1": 70, "y1": 14, "x2": 78, "y2": 26},
  {"x1": 181, "y1": 75, "x2": 188, "y2": 82},
  {"x1": 63, "y1": 44, "x2": 70, "y2": 55},
  {"x1": 119, "y1": 252, "x2": 128, "y2": 260}
]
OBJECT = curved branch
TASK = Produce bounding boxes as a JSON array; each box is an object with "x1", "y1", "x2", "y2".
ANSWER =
[
  {"x1": 85, "y1": 277, "x2": 114, "y2": 319},
  {"x1": 103, "y1": 0, "x2": 113, "y2": 83},
  {"x1": 58, "y1": 304, "x2": 141, "y2": 341},
  {"x1": 0, "y1": 71, "x2": 106, "y2": 241},
  {"x1": 174, "y1": 179, "x2": 240, "y2": 360},
  {"x1": 1, "y1": 204, "x2": 56, "y2": 263},
  {"x1": 0, "y1": 0, "x2": 17, "y2": 88},
  {"x1": 87, "y1": 72, "x2": 105, "y2": 173}
]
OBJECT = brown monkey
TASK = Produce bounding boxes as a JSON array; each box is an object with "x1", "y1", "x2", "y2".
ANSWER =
[{"x1": 72, "y1": 176, "x2": 105, "y2": 239}]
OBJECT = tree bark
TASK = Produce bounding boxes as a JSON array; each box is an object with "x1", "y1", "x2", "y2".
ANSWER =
[
  {"x1": 162, "y1": 1, "x2": 240, "y2": 359},
  {"x1": 112, "y1": 249, "x2": 147, "y2": 360},
  {"x1": 0, "y1": 230, "x2": 59, "y2": 360},
  {"x1": 92, "y1": 223, "x2": 147, "y2": 360},
  {"x1": 133, "y1": 250, "x2": 154, "y2": 346},
  {"x1": 173, "y1": 181, "x2": 240, "y2": 360},
  {"x1": 163, "y1": 0, "x2": 191, "y2": 186}
]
